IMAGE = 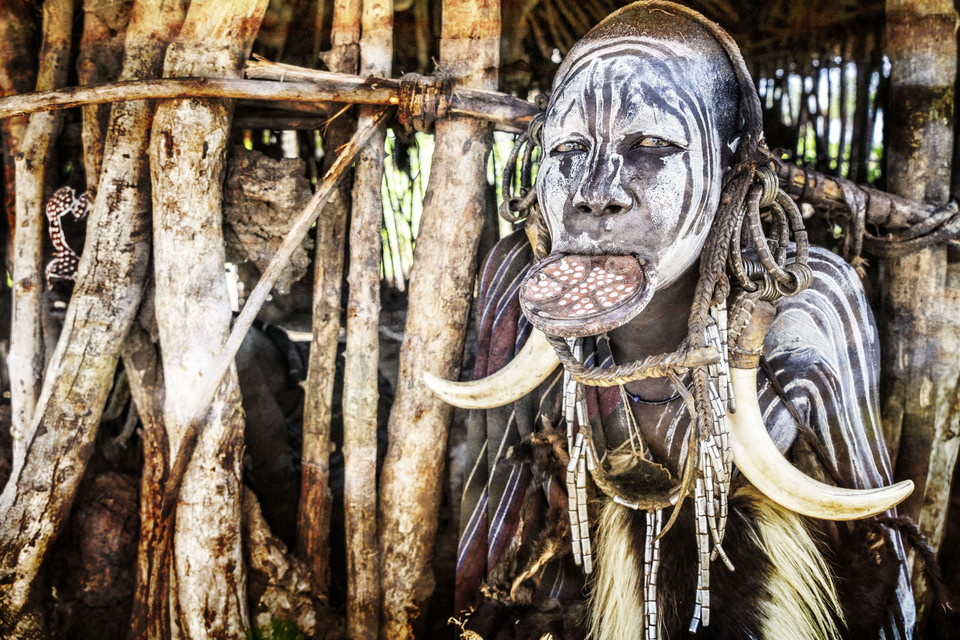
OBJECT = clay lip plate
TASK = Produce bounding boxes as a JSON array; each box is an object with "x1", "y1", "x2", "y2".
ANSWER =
[{"x1": 519, "y1": 253, "x2": 658, "y2": 338}]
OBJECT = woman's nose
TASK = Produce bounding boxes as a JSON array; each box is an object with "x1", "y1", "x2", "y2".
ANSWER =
[
  {"x1": 572, "y1": 193, "x2": 631, "y2": 216},
  {"x1": 572, "y1": 154, "x2": 632, "y2": 216}
]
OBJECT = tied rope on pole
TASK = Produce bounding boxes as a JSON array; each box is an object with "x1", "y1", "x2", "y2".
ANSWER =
[{"x1": 396, "y1": 72, "x2": 454, "y2": 133}]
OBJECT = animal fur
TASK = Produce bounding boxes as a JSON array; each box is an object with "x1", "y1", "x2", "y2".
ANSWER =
[{"x1": 589, "y1": 486, "x2": 842, "y2": 640}]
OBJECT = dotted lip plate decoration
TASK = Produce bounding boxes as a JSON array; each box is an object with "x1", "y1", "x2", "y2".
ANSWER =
[{"x1": 519, "y1": 253, "x2": 658, "y2": 338}]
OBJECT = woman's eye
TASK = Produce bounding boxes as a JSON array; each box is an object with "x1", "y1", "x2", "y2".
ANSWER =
[
  {"x1": 554, "y1": 141, "x2": 586, "y2": 153},
  {"x1": 634, "y1": 136, "x2": 674, "y2": 149}
]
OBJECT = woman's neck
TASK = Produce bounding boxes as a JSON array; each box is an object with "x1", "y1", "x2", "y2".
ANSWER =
[{"x1": 607, "y1": 263, "x2": 700, "y2": 401}]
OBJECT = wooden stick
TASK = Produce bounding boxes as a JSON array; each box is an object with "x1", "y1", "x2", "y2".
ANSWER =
[
  {"x1": 247, "y1": 58, "x2": 536, "y2": 131},
  {"x1": 0, "y1": 60, "x2": 948, "y2": 233},
  {"x1": 341, "y1": 1, "x2": 391, "y2": 636},
  {"x1": 377, "y1": 0, "x2": 500, "y2": 636},
  {"x1": 77, "y1": 0, "x2": 131, "y2": 198},
  {"x1": 0, "y1": 65, "x2": 539, "y2": 132},
  {"x1": 0, "y1": 0, "x2": 37, "y2": 247},
  {"x1": 8, "y1": 0, "x2": 74, "y2": 487},
  {"x1": 0, "y1": 76, "x2": 395, "y2": 120},
  {"x1": 122, "y1": 306, "x2": 171, "y2": 640},
  {"x1": 297, "y1": 0, "x2": 362, "y2": 600},
  {"x1": 232, "y1": 113, "x2": 329, "y2": 129},
  {"x1": 776, "y1": 162, "x2": 941, "y2": 230},
  {"x1": 108, "y1": 5, "x2": 192, "y2": 638},
  {"x1": 0, "y1": 0, "x2": 177, "y2": 634}
]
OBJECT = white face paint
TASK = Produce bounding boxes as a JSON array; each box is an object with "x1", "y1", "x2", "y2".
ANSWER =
[{"x1": 536, "y1": 38, "x2": 726, "y2": 287}]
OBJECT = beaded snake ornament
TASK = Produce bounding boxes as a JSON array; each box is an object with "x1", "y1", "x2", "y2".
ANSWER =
[{"x1": 44, "y1": 186, "x2": 89, "y2": 287}]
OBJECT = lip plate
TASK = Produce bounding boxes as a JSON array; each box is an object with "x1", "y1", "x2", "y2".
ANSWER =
[{"x1": 519, "y1": 253, "x2": 658, "y2": 338}]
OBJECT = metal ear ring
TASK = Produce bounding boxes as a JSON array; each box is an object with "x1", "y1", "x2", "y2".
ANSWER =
[{"x1": 755, "y1": 164, "x2": 779, "y2": 208}]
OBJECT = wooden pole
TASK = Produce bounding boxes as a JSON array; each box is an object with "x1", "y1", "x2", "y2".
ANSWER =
[
  {"x1": 342, "y1": 1, "x2": 392, "y2": 636},
  {"x1": 148, "y1": 1, "x2": 268, "y2": 637},
  {"x1": 157, "y1": 112, "x2": 389, "y2": 527},
  {"x1": 77, "y1": 0, "x2": 133, "y2": 198},
  {"x1": 297, "y1": 0, "x2": 361, "y2": 598},
  {"x1": 0, "y1": 76, "x2": 392, "y2": 119},
  {"x1": 7, "y1": 0, "x2": 74, "y2": 485},
  {"x1": 377, "y1": 0, "x2": 499, "y2": 636},
  {"x1": 122, "y1": 305, "x2": 170, "y2": 640},
  {"x1": 881, "y1": 0, "x2": 960, "y2": 627},
  {"x1": 774, "y1": 162, "x2": 944, "y2": 230}
]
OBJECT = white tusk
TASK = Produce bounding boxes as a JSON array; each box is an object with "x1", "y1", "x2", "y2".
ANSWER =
[
  {"x1": 729, "y1": 366, "x2": 913, "y2": 520},
  {"x1": 423, "y1": 328, "x2": 560, "y2": 409}
]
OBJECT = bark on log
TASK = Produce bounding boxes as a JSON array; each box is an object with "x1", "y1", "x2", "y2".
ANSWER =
[
  {"x1": 0, "y1": 76, "x2": 390, "y2": 119},
  {"x1": 248, "y1": 60, "x2": 533, "y2": 131},
  {"x1": 342, "y1": 1, "x2": 392, "y2": 636},
  {"x1": 77, "y1": 0, "x2": 133, "y2": 197},
  {"x1": 122, "y1": 303, "x2": 170, "y2": 640},
  {"x1": 297, "y1": 0, "x2": 361, "y2": 598},
  {"x1": 155, "y1": 114, "x2": 383, "y2": 543},
  {"x1": 880, "y1": 0, "x2": 960, "y2": 627},
  {"x1": 8, "y1": 0, "x2": 73, "y2": 485},
  {"x1": 242, "y1": 488, "x2": 323, "y2": 637},
  {"x1": 31, "y1": 3, "x2": 192, "y2": 638},
  {"x1": 377, "y1": 0, "x2": 499, "y2": 636},
  {"x1": 775, "y1": 161, "x2": 942, "y2": 231},
  {"x1": 148, "y1": 1, "x2": 268, "y2": 638}
]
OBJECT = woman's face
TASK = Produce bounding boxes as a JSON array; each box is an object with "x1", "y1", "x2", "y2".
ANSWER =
[{"x1": 537, "y1": 38, "x2": 731, "y2": 287}]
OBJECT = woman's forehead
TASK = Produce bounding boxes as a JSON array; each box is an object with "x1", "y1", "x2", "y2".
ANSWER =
[
  {"x1": 544, "y1": 46, "x2": 720, "y2": 146},
  {"x1": 553, "y1": 36, "x2": 700, "y2": 86}
]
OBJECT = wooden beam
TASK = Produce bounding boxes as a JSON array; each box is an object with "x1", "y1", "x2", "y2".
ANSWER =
[
  {"x1": 0, "y1": 62, "x2": 949, "y2": 235},
  {"x1": 0, "y1": 65, "x2": 539, "y2": 132},
  {"x1": 775, "y1": 162, "x2": 942, "y2": 231}
]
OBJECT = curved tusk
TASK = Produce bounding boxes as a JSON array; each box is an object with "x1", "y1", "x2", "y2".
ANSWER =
[
  {"x1": 729, "y1": 366, "x2": 913, "y2": 520},
  {"x1": 423, "y1": 328, "x2": 560, "y2": 409}
]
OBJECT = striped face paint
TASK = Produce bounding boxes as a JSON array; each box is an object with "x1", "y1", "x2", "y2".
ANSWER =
[{"x1": 537, "y1": 37, "x2": 727, "y2": 287}]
